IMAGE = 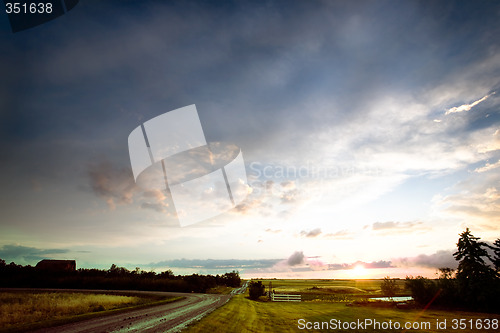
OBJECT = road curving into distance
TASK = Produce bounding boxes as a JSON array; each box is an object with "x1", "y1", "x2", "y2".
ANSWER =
[{"x1": 27, "y1": 282, "x2": 248, "y2": 333}]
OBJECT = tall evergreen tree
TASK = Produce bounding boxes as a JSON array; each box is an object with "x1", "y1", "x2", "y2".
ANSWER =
[
  {"x1": 453, "y1": 228, "x2": 497, "y2": 310},
  {"x1": 490, "y1": 238, "x2": 500, "y2": 274},
  {"x1": 454, "y1": 228, "x2": 492, "y2": 280}
]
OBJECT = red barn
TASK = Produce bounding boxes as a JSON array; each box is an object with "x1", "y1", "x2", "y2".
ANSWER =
[{"x1": 35, "y1": 259, "x2": 76, "y2": 271}]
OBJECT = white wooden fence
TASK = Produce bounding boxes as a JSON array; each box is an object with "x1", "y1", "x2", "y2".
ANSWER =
[{"x1": 271, "y1": 293, "x2": 301, "y2": 302}]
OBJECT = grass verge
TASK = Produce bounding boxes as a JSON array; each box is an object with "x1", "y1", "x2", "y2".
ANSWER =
[
  {"x1": 0, "y1": 290, "x2": 182, "y2": 333},
  {"x1": 184, "y1": 281, "x2": 500, "y2": 333}
]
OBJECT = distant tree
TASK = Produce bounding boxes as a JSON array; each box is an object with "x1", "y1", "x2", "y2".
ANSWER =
[
  {"x1": 248, "y1": 280, "x2": 266, "y2": 300},
  {"x1": 107, "y1": 264, "x2": 129, "y2": 276},
  {"x1": 380, "y1": 276, "x2": 398, "y2": 299},
  {"x1": 222, "y1": 271, "x2": 241, "y2": 287},
  {"x1": 437, "y1": 267, "x2": 455, "y2": 279},
  {"x1": 436, "y1": 268, "x2": 458, "y2": 307},
  {"x1": 490, "y1": 238, "x2": 500, "y2": 274},
  {"x1": 405, "y1": 276, "x2": 439, "y2": 306},
  {"x1": 160, "y1": 269, "x2": 175, "y2": 279}
]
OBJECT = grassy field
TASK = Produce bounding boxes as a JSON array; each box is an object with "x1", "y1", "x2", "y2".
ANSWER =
[
  {"x1": 184, "y1": 279, "x2": 500, "y2": 333},
  {"x1": 260, "y1": 278, "x2": 407, "y2": 292},
  {"x1": 0, "y1": 291, "x2": 181, "y2": 332},
  {"x1": 261, "y1": 279, "x2": 408, "y2": 302}
]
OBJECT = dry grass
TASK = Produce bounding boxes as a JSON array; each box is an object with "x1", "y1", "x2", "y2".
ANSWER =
[{"x1": 0, "y1": 291, "x2": 147, "y2": 331}]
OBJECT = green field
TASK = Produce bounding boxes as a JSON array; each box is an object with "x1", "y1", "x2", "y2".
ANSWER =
[
  {"x1": 258, "y1": 279, "x2": 408, "y2": 302},
  {"x1": 184, "y1": 279, "x2": 500, "y2": 333},
  {"x1": 0, "y1": 291, "x2": 181, "y2": 332}
]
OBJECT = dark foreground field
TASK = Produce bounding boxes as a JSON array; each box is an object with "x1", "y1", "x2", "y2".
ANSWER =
[{"x1": 2, "y1": 280, "x2": 499, "y2": 332}]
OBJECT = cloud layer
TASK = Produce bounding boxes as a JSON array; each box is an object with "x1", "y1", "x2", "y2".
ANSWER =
[{"x1": 0, "y1": 1, "x2": 499, "y2": 275}]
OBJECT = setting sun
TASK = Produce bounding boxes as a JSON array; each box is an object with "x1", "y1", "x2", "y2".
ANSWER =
[{"x1": 351, "y1": 264, "x2": 367, "y2": 278}]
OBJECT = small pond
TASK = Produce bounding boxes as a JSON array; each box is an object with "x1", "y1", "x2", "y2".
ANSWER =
[{"x1": 370, "y1": 296, "x2": 413, "y2": 302}]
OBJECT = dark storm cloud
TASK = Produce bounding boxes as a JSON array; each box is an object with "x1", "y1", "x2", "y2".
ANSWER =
[
  {"x1": 287, "y1": 251, "x2": 305, "y2": 266},
  {"x1": 0, "y1": 244, "x2": 69, "y2": 263},
  {"x1": 394, "y1": 250, "x2": 458, "y2": 269},
  {"x1": 87, "y1": 161, "x2": 138, "y2": 210},
  {"x1": 87, "y1": 161, "x2": 175, "y2": 216},
  {"x1": 327, "y1": 260, "x2": 394, "y2": 270},
  {"x1": 3, "y1": 0, "x2": 497, "y2": 146},
  {"x1": 1, "y1": 0, "x2": 500, "y2": 266},
  {"x1": 2, "y1": 0, "x2": 499, "y2": 181}
]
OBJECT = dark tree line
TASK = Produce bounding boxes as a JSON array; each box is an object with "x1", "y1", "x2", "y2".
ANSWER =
[
  {"x1": 0, "y1": 260, "x2": 241, "y2": 293},
  {"x1": 406, "y1": 228, "x2": 500, "y2": 313}
]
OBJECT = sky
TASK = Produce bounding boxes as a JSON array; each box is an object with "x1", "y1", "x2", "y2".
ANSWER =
[{"x1": 0, "y1": 0, "x2": 499, "y2": 279}]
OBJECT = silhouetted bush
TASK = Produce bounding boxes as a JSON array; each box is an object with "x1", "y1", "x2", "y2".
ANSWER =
[
  {"x1": 248, "y1": 280, "x2": 266, "y2": 300},
  {"x1": 380, "y1": 276, "x2": 398, "y2": 298},
  {"x1": 405, "y1": 276, "x2": 439, "y2": 305}
]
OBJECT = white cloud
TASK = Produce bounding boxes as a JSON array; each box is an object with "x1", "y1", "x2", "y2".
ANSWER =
[
  {"x1": 476, "y1": 129, "x2": 500, "y2": 154},
  {"x1": 434, "y1": 171, "x2": 500, "y2": 232},
  {"x1": 371, "y1": 221, "x2": 424, "y2": 231},
  {"x1": 300, "y1": 228, "x2": 322, "y2": 238},
  {"x1": 445, "y1": 93, "x2": 494, "y2": 115},
  {"x1": 475, "y1": 159, "x2": 500, "y2": 173}
]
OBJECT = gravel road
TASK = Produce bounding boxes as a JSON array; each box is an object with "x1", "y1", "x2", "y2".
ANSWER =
[{"x1": 21, "y1": 286, "x2": 247, "y2": 333}]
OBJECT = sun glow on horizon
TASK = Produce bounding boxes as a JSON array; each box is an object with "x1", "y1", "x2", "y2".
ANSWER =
[{"x1": 351, "y1": 264, "x2": 368, "y2": 278}]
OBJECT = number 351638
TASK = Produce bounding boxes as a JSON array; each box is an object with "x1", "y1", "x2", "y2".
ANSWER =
[{"x1": 6, "y1": 2, "x2": 53, "y2": 14}]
